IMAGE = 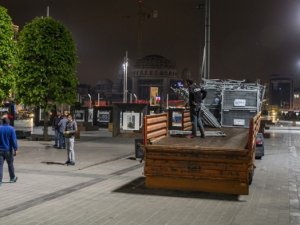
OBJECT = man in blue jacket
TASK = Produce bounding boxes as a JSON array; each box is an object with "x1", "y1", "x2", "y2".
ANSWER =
[{"x1": 0, "y1": 117, "x2": 18, "y2": 186}]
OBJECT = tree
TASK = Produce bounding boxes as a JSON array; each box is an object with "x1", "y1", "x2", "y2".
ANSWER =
[
  {"x1": 0, "y1": 6, "x2": 17, "y2": 102},
  {"x1": 17, "y1": 16, "x2": 78, "y2": 139}
]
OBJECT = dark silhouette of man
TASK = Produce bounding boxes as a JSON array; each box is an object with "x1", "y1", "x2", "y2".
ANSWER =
[{"x1": 185, "y1": 79, "x2": 207, "y2": 138}]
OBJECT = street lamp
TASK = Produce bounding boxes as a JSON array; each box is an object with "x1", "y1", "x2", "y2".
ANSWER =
[
  {"x1": 204, "y1": 0, "x2": 211, "y2": 80},
  {"x1": 198, "y1": 0, "x2": 211, "y2": 80},
  {"x1": 87, "y1": 94, "x2": 92, "y2": 108},
  {"x1": 123, "y1": 51, "x2": 128, "y2": 103}
]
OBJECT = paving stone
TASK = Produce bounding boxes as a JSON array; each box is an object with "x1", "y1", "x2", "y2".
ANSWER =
[{"x1": 0, "y1": 129, "x2": 299, "y2": 225}]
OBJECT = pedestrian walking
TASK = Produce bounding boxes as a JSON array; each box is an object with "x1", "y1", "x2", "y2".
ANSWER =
[
  {"x1": 57, "y1": 113, "x2": 68, "y2": 149},
  {"x1": 0, "y1": 117, "x2": 18, "y2": 186},
  {"x1": 64, "y1": 114, "x2": 77, "y2": 166},
  {"x1": 52, "y1": 111, "x2": 62, "y2": 148},
  {"x1": 185, "y1": 79, "x2": 207, "y2": 139}
]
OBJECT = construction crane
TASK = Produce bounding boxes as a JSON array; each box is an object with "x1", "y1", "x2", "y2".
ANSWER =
[{"x1": 136, "y1": 0, "x2": 158, "y2": 57}]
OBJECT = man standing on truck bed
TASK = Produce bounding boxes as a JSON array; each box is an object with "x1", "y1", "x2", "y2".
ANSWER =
[{"x1": 185, "y1": 79, "x2": 207, "y2": 139}]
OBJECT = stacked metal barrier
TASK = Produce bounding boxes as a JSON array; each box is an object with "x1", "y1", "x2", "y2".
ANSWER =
[
  {"x1": 171, "y1": 79, "x2": 265, "y2": 128},
  {"x1": 202, "y1": 87, "x2": 222, "y2": 122},
  {"x1": 170, "y1": 86, "x2": 189, "y2": 103},
  {"x1": 170, "y1": 86, "x2": 221, "y2": 128},
  {"x1": 202, "y1": 79, "x2": 265, "y2": 128},
  {"x1": 201, "y1": 104, "x2": 221, "y2": 128},
  {"x1": 221, "y1": 89, "x2": 259, "y2": 127}
]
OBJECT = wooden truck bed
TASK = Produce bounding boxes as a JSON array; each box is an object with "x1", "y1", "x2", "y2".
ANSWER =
[
  {"x1": 154, "y1": 127, "x2": 248, "y2": 150},
  {"x1": 143, "y1": 112, "x2": 261, "y2": 195}
]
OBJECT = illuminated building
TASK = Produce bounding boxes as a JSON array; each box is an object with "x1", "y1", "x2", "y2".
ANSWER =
[
  {"x1": 269, "y1": 75, "x2": 293, "y2": 110},
  {"x1": 130, "y1": 55, "x2": 180, "y2": 102}
]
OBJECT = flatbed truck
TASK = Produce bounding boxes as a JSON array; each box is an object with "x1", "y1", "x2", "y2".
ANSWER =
[{"x1": 143, "y1": 111, "x2": 261, "y2": 195}]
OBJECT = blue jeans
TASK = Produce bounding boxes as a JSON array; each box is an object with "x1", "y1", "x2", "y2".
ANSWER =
[
  {"x1": 0, "y1": 151, "x2": 15, "y2": 183},
  {"x1": 190, "y1": 107, "x2": 205, "y2": 137},
  {"x1": 54, "y1": 129, "x2": 59, "y2": 146},
  {"x1": 59, "y1": 132, "x2": 65, "y2": 148}
]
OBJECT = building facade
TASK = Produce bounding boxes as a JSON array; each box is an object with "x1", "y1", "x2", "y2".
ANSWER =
[
  {"x1": 130, "y1": 55, "x2": 180, "y2": 104},
  {"x1": 269, "y1": 75, "x2": 294, "y2": 110},
  {"x1": 294, "y1": 89, "x2": 300, "y2": 110}
]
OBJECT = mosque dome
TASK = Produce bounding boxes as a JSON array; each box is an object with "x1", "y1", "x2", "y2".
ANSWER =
[
  {"x1": 132, "y1": 54, "x2": 177, "y2": 78},
  {"x1": 128, "y1": 54, "x2": 181, "y2": 101},
  {"x1": 134, "y1": 55, "x2": 176, "y2": 69},
  {"x1": 96, "y1": 78, "x2": 113, "y2": 86}
]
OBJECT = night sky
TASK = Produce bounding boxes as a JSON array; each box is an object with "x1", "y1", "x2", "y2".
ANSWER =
[{"x1": 1, "y1": 0, "x2": 300, "y2": 87}]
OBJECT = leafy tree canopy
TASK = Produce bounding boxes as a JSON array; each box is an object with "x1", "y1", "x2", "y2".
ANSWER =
[
  {"x1": 0, "y1": 6, "x2": 17, "y2": 102},
  {"x1": 17, "y1": 16, "x2": 78, "y2": 109}
]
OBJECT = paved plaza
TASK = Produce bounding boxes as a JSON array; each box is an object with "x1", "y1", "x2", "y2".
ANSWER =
[{"x1": 0, "y1": 127, "x2": 299, "y2": 225}]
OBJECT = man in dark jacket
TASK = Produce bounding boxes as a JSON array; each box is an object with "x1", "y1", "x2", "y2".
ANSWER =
[
  {"x1": 0, "y1": 117, "x2": 18, "y2": 186},
  {"x1": 185, "y1": 79, "x2": 207, "y2": 139},
  {"x1": 57, "y1": 113, "x2": 68, "y2": 149},
  {"x1": 52, "y1": 111, "x2": 62, "y2": 148}
]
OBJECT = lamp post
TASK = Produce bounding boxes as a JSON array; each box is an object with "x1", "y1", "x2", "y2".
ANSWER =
[
  {"x1": 198, "y1": 0, "x2": 211, "y2": 80},
  {"x1": 46, "y1": 6, "x2": 50, "y2": 17},
  {"x1": 87, "y1": 94, "x2": 92, "y2": 108},
  {"x1": 123, "y1": 51, "x2": 128, "y2": 103},
  {"x1": 204, "y1": 0, "x2": 211, "y2": 80}
]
